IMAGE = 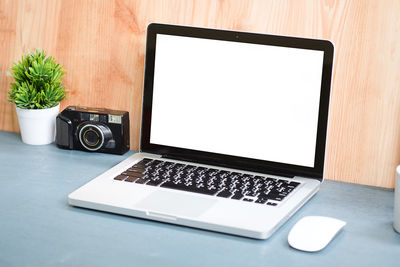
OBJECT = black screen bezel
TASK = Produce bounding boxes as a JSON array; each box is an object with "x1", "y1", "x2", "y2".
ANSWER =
[{"x1": 141, "y1": 23, "x2": 334, "y2": 180}]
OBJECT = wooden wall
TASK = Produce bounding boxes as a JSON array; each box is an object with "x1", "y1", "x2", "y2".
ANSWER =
[{"x1": 1, "y1": 0, "x2": 399, "y2": 188}]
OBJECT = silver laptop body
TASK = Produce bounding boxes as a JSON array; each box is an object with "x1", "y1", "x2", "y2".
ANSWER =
[{"x1": 69, "y1": 23, "x2": 334, "y2": 239}]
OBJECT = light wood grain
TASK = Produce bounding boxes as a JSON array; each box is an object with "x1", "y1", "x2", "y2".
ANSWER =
[{"x1": 1, "y1": 0, "x2": 399, "y2": 188}]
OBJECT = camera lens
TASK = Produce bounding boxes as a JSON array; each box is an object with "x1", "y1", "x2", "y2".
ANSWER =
[
  {"x1": 84, "y1": 129, "x2": 100, "y2": 146},
  {"x1": 78, "y1": 123, "x2": 112, "y2": 151}
]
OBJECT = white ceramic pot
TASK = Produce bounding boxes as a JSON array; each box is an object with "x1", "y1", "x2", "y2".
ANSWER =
[{"x1": 15, "y1": 104, "x2": 60, "y2": 145}]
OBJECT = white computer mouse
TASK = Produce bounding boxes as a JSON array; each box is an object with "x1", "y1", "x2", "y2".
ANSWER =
[{"x1": 288, "y1": 216, "x2": 346, "y2": 252}]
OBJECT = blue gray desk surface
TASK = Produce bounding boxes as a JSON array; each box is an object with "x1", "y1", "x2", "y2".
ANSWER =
[{"x1": 0, "y1": 130, "x2": 399, "y2": 266}]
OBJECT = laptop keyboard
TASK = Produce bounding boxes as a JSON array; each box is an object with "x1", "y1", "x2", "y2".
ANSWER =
[{"x1": 113, "y1": 158, "x2": 300, "y2": 206}]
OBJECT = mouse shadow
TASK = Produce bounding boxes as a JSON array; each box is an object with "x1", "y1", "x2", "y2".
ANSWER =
[{"x1": 284, "y1": 228, "x2": 347, "y2": 254}]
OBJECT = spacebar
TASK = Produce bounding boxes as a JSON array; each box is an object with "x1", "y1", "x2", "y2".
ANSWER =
[{"x1": 161, "y1": 182, "x2": 216, "y2": 196}]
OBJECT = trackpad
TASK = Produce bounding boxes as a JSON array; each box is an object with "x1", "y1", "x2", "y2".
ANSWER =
[{"x1": 135, "y1": 191, "x2": 216, "y2": 218}]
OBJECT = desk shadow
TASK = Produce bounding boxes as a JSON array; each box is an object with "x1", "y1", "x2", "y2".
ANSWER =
[{"x1": 369, "y1": 221, "x2": 400, "y2": 244}]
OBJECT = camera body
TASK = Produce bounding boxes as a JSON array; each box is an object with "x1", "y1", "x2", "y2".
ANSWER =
[{"x1": 56, "y1": 106, "x2": 129, "y2": 155}]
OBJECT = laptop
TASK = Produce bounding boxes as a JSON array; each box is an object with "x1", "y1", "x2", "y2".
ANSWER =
[{"x1": 68, "y1": 23, "x2": 334, "y2": 239}]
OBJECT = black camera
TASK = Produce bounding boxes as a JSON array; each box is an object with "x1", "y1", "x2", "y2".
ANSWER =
[{"x1": 56, "y1": 106, "x2": 130, "y2": 155}]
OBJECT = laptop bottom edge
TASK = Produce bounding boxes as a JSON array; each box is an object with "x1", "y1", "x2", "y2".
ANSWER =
[{"x1": 68, "y1": 184, "x2": 319, "y2": 240}]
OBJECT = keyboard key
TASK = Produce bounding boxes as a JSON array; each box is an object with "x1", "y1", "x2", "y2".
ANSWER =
[
  {"x1": 123, "y1": 171, "x2": 144, "y2": 178},
  {"x1": 257, "y1": 194, "x2": 270, "y2": 201},
  {"x1": 127, "y1": 167, "x2": 144, "y2": 173},
  {"x1": 243, "y1": 190, "x2": 257, "y2": 197},
  {"x1": 135, "y1": 178, "x2": 147, "y2": 184},
  {"x1": 133, "y1": 159, "x2": 150, "y2": 168},
  {"x1": 231, "y1": 192, "x2": 243, "y2": 200},
  {"x1": 216, "y1": 190, "x2": 232, "y2": 198},
  {"x1": 146, "y1": 180, "x2": 163, "y2": 186},
  {"x1": 266, "y1": 193, "x2": 283, "y2": 201},
  {"x1": 114, "y1": 175, "x2": 127, "y2": 181},
  {"x1": 125, "y1": 177, "x2": 137, "y2": 182}
]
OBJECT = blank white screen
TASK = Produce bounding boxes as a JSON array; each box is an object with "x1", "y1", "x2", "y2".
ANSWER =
[{"x1": 150, "y1": 34, "x2": 324, "y2": 167}]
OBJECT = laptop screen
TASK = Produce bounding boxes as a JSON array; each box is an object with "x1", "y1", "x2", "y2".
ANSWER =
[
  {"x1": 150, "y1": 34, "x2": 324, "y2": 168},
  {"x1": 142, "y1": 24, "x2": 333, "y2": 179}
]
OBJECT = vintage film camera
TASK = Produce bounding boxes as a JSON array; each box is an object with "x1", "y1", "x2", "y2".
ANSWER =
[{"x1": 56, "y1": 106, "x2": 129, "y2": 155}]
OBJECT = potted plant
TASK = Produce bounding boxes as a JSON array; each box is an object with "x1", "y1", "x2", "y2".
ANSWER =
[{"x1": 7, "y1": 49, "x2": 67, "y2": 145}]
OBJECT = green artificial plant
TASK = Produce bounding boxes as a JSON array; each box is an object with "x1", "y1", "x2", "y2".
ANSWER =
[{"x1": 8, "y1": 49, "x2": 66, "y2": 109}]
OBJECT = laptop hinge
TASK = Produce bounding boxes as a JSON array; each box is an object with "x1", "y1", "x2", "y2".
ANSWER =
[{"x1": 294, "y1": 176, "x2": 323, "y2": 182}]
